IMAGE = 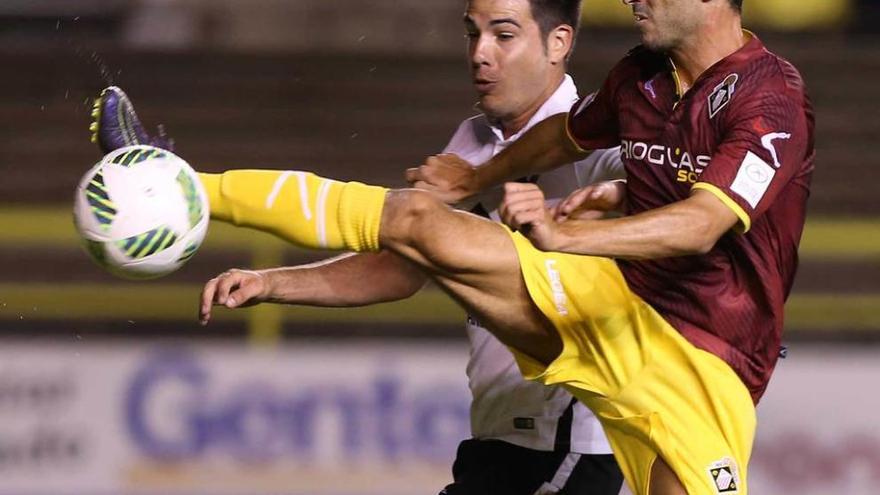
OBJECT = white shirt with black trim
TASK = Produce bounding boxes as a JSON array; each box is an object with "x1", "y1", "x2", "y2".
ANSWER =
[{"x1": 443, "y1": 74, "x2": 624, "y2": 454}]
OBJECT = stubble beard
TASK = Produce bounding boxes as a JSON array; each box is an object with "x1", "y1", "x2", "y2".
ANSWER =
[{"x1": 641, "y1": 28, "x2": 678, "y2": 53}]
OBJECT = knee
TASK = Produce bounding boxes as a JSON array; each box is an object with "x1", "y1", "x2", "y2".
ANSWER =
[
  {"x1": 392, "y1": 189, "x2": 443, "y2": 217},
  {"x1": 382, "y1": 189, "x2": 445, "y2": 240}
]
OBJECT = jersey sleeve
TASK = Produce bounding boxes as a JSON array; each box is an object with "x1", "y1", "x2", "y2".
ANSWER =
[
  {"x1": 693, "y1": 88, "x2": 811, "y2": 233},
  {"x1": 574, "y1": 146, "x2": 626, "y2": 187},
  {"x1": 565, "y1": 75, "x2": 621, "y2": 152}
]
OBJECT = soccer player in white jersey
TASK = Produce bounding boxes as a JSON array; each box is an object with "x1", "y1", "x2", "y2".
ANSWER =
[{"x1": 93, "y1": 0, "x2": 625, "y2": 493}]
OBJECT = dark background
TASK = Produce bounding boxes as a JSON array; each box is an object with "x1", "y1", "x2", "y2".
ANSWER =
[{"x1": 0, "y1": 0, "x2": 877, "y2": 343}]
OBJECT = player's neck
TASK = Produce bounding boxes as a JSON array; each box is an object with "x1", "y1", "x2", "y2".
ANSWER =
[
  {"x1": 498, "y1": 72, "x2": 565, "y2": 139},
  {"x1": 668, "y1": 17, "x2": 745, "y2": 95}
]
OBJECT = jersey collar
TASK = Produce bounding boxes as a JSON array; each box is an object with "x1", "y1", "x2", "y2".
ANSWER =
[{"x1": 668, "y1": 30, "x2": 764, "y2": 102}]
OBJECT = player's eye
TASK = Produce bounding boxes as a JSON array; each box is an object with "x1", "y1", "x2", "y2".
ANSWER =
[{"x1": 497, "y1": 32, "x2": 515, "y2": 41}]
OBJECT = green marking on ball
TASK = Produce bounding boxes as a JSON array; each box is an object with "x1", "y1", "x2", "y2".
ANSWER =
[
  {"x1": 176, "y1": 170, "x2": 203, "y2": 229},
  {"x1": 113, "y1": 147, "x2": 168, "y2": 167},
  {"x1": 176, "y1": 241, "x2": 200, "y2": 263},
  {"x1": 117, "y1": 226, "x2": 179, "y2": 260}
]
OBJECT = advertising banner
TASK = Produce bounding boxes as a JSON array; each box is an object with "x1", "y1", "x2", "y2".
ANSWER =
[
  {"x1": 751, "y1": 347, "x2": 880, "y2": 494},
  {"x1": 0, "y1": 341, "x2": 470, "y2": 495},
  {"x1": 0, "y1": 341, "x2": 877, "y2": 494}
]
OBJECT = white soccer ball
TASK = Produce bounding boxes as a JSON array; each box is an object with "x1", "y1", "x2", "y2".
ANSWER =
[{"x1": 73, "y1": 145, "x2": 209, "y2": 279}]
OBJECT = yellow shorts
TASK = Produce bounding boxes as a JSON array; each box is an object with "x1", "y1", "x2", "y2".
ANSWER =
[{"x1": 506, "y1": 231, "x2": 756, "y2": 495}]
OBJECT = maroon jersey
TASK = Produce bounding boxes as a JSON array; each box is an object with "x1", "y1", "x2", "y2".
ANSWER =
[{"x1": 567, "y1": 35, "x2": 814, "y2": 402}]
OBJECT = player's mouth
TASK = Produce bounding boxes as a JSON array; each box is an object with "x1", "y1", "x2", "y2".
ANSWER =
[
  {"x1": 632, "y1": 8, "x2": 649, "y2": 24},
  {"x1": 474, "y1": 78, "x2": 499, "y2": 94}
]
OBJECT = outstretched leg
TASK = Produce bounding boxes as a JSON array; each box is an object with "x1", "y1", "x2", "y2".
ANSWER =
[
  {"x1": 378, "y1": 189, "x2": 562, "y2": 364},
  {"x1": 199, "y1": 169, "x2": 561, "y2": 364}
]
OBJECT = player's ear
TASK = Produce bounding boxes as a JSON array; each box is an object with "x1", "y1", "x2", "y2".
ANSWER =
[{"x1": 547, "y1": 24, "x2": 574, "y2": 65}]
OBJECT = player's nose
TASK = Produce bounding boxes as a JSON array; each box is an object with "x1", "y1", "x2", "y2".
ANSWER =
[{"x1": 470, "y1": 36, "x2": 491, "y2": 66}]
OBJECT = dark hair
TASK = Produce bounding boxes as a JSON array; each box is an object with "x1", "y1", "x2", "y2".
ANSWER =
[
  {"x1": 528, "y1": 0, "x2": 582, "y2": 47},
  {"x1": 730, "y1": 0, "x2": 743, "y2": 12}
]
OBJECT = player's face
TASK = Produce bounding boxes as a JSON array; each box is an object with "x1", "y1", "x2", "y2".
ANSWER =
[
  {"x1": 464, "y1": 0, "x2": 558, "y2": 127},
  {"x1": 622, "y1": 0, "x2": 701, "y2": 52}
]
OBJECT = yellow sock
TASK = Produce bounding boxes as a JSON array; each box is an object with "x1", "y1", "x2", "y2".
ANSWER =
[{"x1": 198, "y1": 170, "x2": 387, "y2": 252}]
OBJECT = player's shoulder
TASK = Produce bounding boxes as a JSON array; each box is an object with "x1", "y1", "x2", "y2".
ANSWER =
[
  {"x1": 612, "y1": 45, "x2": 668, "y2": 81},
  {"x1": 453, "y1": 113, "x2": 489, "y2": 134},
  {"x1": 443, "y1": 113, "x2": 494, "y2": 155},
  {"x1": 738, "y1": 41, "x2": 808, "y2": 99},
  {"x1": 720, "y1": 40, "x2": 814, "y2": 134},
  {"x1": 762, "y1": 51, "x2": 808, "y2": 97}
]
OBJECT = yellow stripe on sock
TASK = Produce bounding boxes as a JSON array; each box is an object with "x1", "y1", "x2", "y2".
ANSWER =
[
  {"x1": 264, "y1": 171, "x2": 293, "y2": 209},
  {"x1": 293, "y1": 172, "x2": 313, "y2": 220},
  {"x1": 316, "y1": 179, "x2": 332, "y2": 247},
  {"x1": 338, "y1": 182, "x2": 387, "y2": 252}
]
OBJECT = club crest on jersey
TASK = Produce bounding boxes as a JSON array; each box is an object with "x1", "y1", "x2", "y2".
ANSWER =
[
  {"x1": 707, "y1": 457, "x2": 740, "y2": 494},
  {"x1": 708, "y1": 73, "x2": 739, "y2": 119}
]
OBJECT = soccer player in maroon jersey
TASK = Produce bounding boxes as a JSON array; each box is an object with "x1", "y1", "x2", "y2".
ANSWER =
[{"x1": 411, "y1": 0, "x2": 814, "y2": 492}]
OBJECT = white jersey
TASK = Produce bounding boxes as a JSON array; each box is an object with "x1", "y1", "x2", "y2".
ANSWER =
[{"x1": 443, "y1": 75, "x2": 624, "y2": 454}]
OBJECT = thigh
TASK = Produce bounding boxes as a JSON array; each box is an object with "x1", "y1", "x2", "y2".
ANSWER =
[
  {"x1": 495, "y1": 235, "x2": 755, "y2": 494},
  {"x1": 644, "y1": 344, "x2": 756, "y2": 495},
  {"x1": 583, "y1": 323, "x2": 756, "y2": 495},
  {"x1": 380, "y1": 190, "x2": 522, "y2": 288},
  {"x1": 380, "y1": 190, "x2": 561, "y2": 364},
  {"x1": 503, "y1": 232, "x2": 645, "y2": 396}
]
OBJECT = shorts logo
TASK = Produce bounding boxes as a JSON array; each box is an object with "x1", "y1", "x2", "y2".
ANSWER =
[
  {"x1": 545, "y1": 259, "x2": 568, "y2": 316},
  {"x1": 708, "y1": 457, "x2": 740, "y2": 493},
  {"x1": 708, "y1": 73, "x2": 738, "y2": 119}
]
